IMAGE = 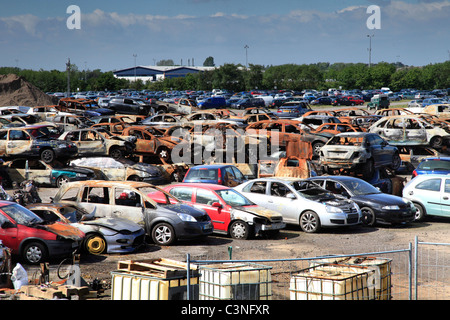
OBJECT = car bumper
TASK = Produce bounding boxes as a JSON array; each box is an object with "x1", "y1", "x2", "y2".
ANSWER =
[
  {"x1": 175, "y1": 220, "x2": 214, "y2": 240},
  {"x1": 372, "y1": 208, "x2": 416, "y2": 224},
  {"x1": 103, "y1": 231, "x2": 146, "y2": 254},
  {"x1": 46, "y1": 239, "x2": 81, "y2": 257},
  {"x1": 323, "y1": 212, "x2": 361, "y2": 227}
]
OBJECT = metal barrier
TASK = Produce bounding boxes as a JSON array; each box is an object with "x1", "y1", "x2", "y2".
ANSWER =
[
  {"x1": 414, "y1": 236, "x2": 450, "y2": 300},
  {"x1": 186, "y1": 245, "x2": 414, "y2": 300}
]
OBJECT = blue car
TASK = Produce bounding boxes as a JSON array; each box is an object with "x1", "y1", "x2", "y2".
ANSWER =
[
  {"x1": 403, "y1": 174, "x2": 450, "y2": 221},
  {"x1": 276, "y1": 102, "x2": 311, "y2": 119},
  {"x1": 412, "y1": 157, "x2": 450, "y2": 178},
  {"x1": 183, "y1": 164, "x2": 247, "y2": 187}
]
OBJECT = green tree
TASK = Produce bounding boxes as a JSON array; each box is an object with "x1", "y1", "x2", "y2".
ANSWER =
[{"x1": 203, "y1": 56, "x2": 215, "y2": 67}]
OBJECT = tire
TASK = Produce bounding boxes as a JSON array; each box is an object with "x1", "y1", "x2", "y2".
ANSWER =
[
  {"x1": 41, "y1": 148, "x2": 55, "y2": 164},
  {"x1": 127, "y1": 175, "x2": 140, "y2": 181},
  {"x1": 361, "y1": 207, "x2": 376, "y2": 226},
  {"x1": 84, "y1": 234, "x2": 107, "y2": 254},
  {"x1": 152, "y1": 222, "x2": 176, "y2": 246},
  {"x1": 430, "y1": 136, "x2": 444, "y2": 149},
  {"x1": 390, "y1": 152, "x2": 401, "y2": 171},
  {"x1": 157, "y1": 147, "x2": 170, "y2": 161},
  {"x1": 312, "y1": 142, "x2": 324, "y2": 157},
  {"x1": 22, "y1": 241, "x2": 48, "y2": 264},
  {"x1": 109, "y1": 147, "x2": 123, "y2": 159},
  {"x1": 56, "y1": 175, "x2": 69, "y2": 188},
  {"x1": 299, "y1": 210, "x2": 321, "y2": 233},
  {"x1": 413, "y1": 202, "x2": 426, "y2": 222},
  {"x1": 229, "y1": 220, "x2": 250, "y2": 239}
]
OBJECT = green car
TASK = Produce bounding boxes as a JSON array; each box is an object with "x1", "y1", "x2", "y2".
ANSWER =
[{"x1": 4, "y1": 158, "x2": 98, "y2": 188}]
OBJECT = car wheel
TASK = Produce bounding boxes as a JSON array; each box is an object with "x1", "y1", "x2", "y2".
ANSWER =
[
  {"x1": 361, "y1": 207, "x2": 376, "y2": 227},
  {"x1": 56, "y1": 175, "x2": 69, "y2": 188},
  {"x1": 430, "y1": 136, "x2": 444, "y2": 149},
  {"x1": 109, "y1": 147, "x2": 123, "y2": 159},
  {"x1": 158, "y1": 147, "x2": 170, "y2": 161},
  {"x1": 390, "y1": 152, "x2": 401, "y2": 170},
  {"x1": 84, "y1": 234, "x2": 107, "y2": 254},
  {"x1": 152, "y1": 222, "x2": 176, "y2": 246},
  {"x1": 312, "y1": 142, "x2": 324, "y2": 157},
  {"x1": 40, "y1": 149, "x2": 55, "y2": 164},
  {"x1": 413, "y1": 202, "x2": 426, "y2": 222},
  {"x1": 22, "y1": 242, "x2": 48, "y2": 264},
  {"x1": 299, "y1": 210, "x2": 321, "y2": 233},
  {"x1": 229, "y1": 220, "x2": 250, "y2": 239}
]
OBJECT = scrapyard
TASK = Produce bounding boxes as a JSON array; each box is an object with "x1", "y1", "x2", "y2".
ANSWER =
[{"x1": 0, "y1": 71, "x2": 450, "y2": 302}]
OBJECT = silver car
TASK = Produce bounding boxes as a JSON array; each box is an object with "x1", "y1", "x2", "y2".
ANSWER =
[{"x1": 234, "y1": 177, "x2": 361, "y2": 233}]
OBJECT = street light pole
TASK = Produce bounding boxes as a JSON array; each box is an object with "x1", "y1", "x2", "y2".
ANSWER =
[
  {"x1": 133, "y1": 54, "x2": 137, "y2": 83},
  {"x1": 367, "y1": 34, "x2": 374, "y2": 67},
  {"x1": 244, "y1": 45, "x2": 249, "y2": 68}
]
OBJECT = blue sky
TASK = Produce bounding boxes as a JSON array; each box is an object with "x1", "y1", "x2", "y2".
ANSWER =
[{"x1": 1, "y1": 0, "x2": 449, "y2": 71}]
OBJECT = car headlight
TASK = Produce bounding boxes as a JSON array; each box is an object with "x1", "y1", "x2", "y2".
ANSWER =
[
  {"x1": 177, "y1": 213, "x2": 197, "y2": 222},
  {"x1": 58, "y1": 143, "x2": 68, "y2": 148},
  {"x1": 382, "y1": 205, "x2": 400, "y2": 210},
  {"x1": 325, "y1": 205, "x2": 343, "y2": 214}
]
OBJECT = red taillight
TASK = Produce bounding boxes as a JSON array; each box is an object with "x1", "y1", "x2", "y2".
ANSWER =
[
  {"x1": 412, "y1": 170, "x2": 417, "y2": 178},
  {"x1": 218, "y1": 168, "x2": 222, "y2": 184}
]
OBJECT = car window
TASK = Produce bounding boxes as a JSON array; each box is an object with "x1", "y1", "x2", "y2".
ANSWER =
[
  {"x1": 81, "y1": 187, "x2": 110, "y2": 204},
  {"x1": 245, "y1": 181, "x2": 267, "y2": 194},
  {"x1": 418, "y1": 160, "x2": 450, "y2": 170},
  {"x1": 195, "y1": 188, "x2": 220, "y2": 205},
  {"x1": 115, "y1": 188, "x2": 141, "y2": 207},
  {"x1": 59, "y1": 187, "x2": 80, "y2": 201},
  {"x1": 415, "y1": 178, "x2": 441, "y2": 192},
  {"x1": 170, "y1": 187, "x2": 193, "y2": 202},
  {"x1": 270, "y1": 182, "x2": 290, "y2": 197},
  {"x1": 445, "y1": 179, "x2": 450, "y2": 193},
  {"x1": 231, "y1": 167, "x2": 245, "y2": 180}
]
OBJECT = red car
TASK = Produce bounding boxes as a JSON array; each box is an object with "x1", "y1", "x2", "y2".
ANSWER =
[
  {"x1": 148, "y1": 183, "x2": 285, "y2": 240},
  {"x1": 0, "y1": 201, "x2": 84, "y2": 264}
]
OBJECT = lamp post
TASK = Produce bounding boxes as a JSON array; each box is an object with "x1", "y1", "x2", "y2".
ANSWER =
[
  {"x1": 244, "y1": 45, "x2": 249, "y2": 68},
  {"x1": 133, "y1": 54, "x2": 137, "y2": 82},
  {"x1": 367, "y1": 34, "x2": 374, "y2": 67}
]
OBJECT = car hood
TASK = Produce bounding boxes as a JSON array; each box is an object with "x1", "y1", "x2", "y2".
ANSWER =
[
  {"x1": 81, "y1": 217, "x2": 143, "y2": 232},
  {"x1": 352, "y1": 193, "x2": 410, "y2": 206},
  {"x1": 131, "y1": 163, "x2": 162, "y2": 175},
  {"x1": 43, "y1": 221, "x2": 85, "y2": 240},
  {"x1": 233, "y1": 205, "x2": 282, "y2": 219},
  {"x1": 157, "y1": 203, "x2": 208, "y2": 219},
  {"x1": 59, "y1": 166, "x2": 94, "y2": 174}
]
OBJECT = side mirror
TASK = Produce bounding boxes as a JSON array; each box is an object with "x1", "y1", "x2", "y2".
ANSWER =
[
  {"x1": 1, "y1": 221, "x2": 16, "y2": 229},
  {"x1": 212, "y1": 202, "x2": 223, "y2": 209}
]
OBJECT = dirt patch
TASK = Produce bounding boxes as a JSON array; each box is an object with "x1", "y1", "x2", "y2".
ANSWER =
[{"x1": 0, "y1": 74, "x2": 58, "y2": 107}]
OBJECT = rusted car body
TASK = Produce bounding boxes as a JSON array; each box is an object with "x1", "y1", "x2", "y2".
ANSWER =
[
  {"x1": 368, "y1": 115, "x2": 450, "y2": 149},
  {"x1": 121, "y1": 125, "x2": 183, "y2": 163},
  {"x1": 141, "y1": 113, "x2": 183, "y2": 128},
  {"x1": 182, "y1": 112, "x2": 246, "y2": 127},
  {"x1": 51, "y1": 181, "x2": 213, "y2": 245},
  {"x1": 0, "y1": 126, "x2": 78, "y2": 163},
  {"x1": 58, "y1": 128, "x2": 135, "y2": 159},
  {"x1": 91, "y1": 122, "x2": 128, "y2": 135},
  {"x1": 57, "y1": 98, "x2": 114, "y2": 116},
  {"x1": 52, "y1": 114, "x2": 94, "y2": 131},
  {"x1": 422, "y1": 104, "x2": 450, "y2": 118},
  {"x1": 313, "y1": 123, "x2": 363, "y2": 135},
  {"x1": 27, "y1": 105, "x2": 71, "y2": 121}
]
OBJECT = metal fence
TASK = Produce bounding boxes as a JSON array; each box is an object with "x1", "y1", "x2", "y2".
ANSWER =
[{"x1": 185, "y1": 245, "x2": 414, "y2": 300}]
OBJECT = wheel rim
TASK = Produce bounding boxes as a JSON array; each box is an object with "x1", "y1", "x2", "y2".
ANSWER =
[
  {"x1": 231, "y1": 222, "x2": 247, "y2": 239},
  {"x1": 361, "y1": 208, "x2": 375, "y2": 226},
  {"x1": 57, "y1": 176, "x2": 69, "y2": 187},
  {"x1": 392, "y1": 154, "x2": 401, "y2": 170},
  {"x1": 42, "y1": 150, "x2": 54, "y2": 163},
  {"x1": 300, "y1": 212, "x2": 318, "y2": 232},
  {"x1": 155, "y1": 225, "x2": 172, "y2": 244},
  {"x1": 26, "y1": 246, "x2": 43, "y2": 263},
  {"x1": 86, "y1": 236, "x2": 106, "y2": 254}
]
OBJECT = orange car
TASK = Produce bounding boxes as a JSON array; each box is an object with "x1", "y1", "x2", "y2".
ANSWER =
[{"x1": 313, "y1": 123, "x2": 364, "y2": 135}]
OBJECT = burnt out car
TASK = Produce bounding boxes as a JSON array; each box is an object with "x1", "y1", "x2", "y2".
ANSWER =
[
  {"x1": 58, "y1": 128, "x2": 135, "y2": 160},
  {"x1": 0, "y1": 126, "x2": 78, "y2": 163},
  {"x1": 51, "y1": 181, "x2": 213, "y2": 246},
  {"x1": 319, "y1": 132, "x2": 401, "y2": 179},
  {"x1": 27, "y1": 203, "x2": 145, "y2": 254}
]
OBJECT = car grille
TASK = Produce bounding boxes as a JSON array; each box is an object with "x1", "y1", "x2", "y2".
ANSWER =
[
  {"x1": 270, "y1": 216, "x2": 283, "y2": 224},
  {"x1": 196, "y1": 214, "x2": 210, "y2": 222},
  {"x1": 347, "y1": 214, "x2": 360, "y2": 224},
  {"x1": 343, "y1": 207, "x2": 358, "y2": 214},
  {"x1": 132, "y1": 234, "x2": 145, "y2": 246}
]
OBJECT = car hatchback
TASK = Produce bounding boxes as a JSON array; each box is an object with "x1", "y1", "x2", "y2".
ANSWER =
[
  {"x1": 412, "y1": 157, "x2": 450, "y2": 178},
  {"x1": 183, "y1": 165, "x2": 247, "y2": 187}
]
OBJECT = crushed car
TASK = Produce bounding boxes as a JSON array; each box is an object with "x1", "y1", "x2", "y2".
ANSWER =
[{"x1": 27, "y1": 203, "x2": 145, "y2": 255}]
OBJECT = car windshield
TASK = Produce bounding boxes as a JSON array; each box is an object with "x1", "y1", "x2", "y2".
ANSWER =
[
  {"x1": 418, "y1": 160, "x2": 450, "y2": 170},
  {"x1": 216, "y1": 189, "x2": 253, "y2": 207},
  {"x1": 138, "y1": 186, "x2": 179, "y2": 205},
  {"x1": 291, "y1": 181, "x2": 336, "y2": 201},
  {"x1": 1, "y1": 204, "x2": 44, "y2": 226},
  {"x1": 26, "y1": 126, "x2": 51, "y2": 138},
  {"x1": 328, "y1": 136, "x2": 364, "y2": 146},
  {"x1": 340, "y1": 179, "x2": 381, "y2": 195}
]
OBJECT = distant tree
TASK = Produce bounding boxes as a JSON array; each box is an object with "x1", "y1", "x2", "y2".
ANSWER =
[
  {"x1": 157, "y1": 59, "x2": 175, "y2": 66},
  {"x1": 203, "y1": 56, "x2": 215, "y2": 67}
]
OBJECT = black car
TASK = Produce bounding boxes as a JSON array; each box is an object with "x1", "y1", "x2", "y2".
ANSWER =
[
  {"x1": 308, "y1": 175, "x2": 415, "y2": 226},
  {"x1": 107, "y1": 97, "x2": 153, "y2": 115}
]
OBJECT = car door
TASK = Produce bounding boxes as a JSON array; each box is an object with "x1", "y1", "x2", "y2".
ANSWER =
[
  {"x1": 411, "y1": 177, "x2": 442, "y2": 216},
  {"x1": 78, "y1": 186, "x2": 113, "y2": 219},
  {"x1": 77, "y1": 130, "x2": 107, "y2": 156},
  {"x1": 193, "y1": 188, "x2": 229, "y2": 232},
  {"x1": 6, "y1": 129, "x2": 33, "y2": 156},
  {"x1": 0, "y1": 211, "x2": 19, "y2": 252},
  {"x1": 265, "y1": 181, "x2": 299, "y2": 224},
  {"x1": 111, "y1": 187, "x2": 146, "y2": 224},
  {"x1": 441, "y1": 179, "x2": 450, "y2": 217},
  {"x1": 404, "y1": 118, "x2": 427, "y2": 145}
]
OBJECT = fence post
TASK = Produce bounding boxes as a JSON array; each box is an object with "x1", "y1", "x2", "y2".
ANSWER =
[
  {"x1": 187, "y1": 253, "x2": 191, "y2": 301},
  {"x1": 414, "y1": 236, "x2": 418, "y2": 300}
]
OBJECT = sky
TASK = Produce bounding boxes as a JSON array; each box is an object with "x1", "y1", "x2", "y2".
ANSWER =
[{"x1": 1, "y1": 0, "x2": 449, "y2": 72}]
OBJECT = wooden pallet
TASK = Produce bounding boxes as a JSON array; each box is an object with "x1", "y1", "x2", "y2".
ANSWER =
[{"x1": 117, "y1": 259, "x2": 198, "y2": 279}]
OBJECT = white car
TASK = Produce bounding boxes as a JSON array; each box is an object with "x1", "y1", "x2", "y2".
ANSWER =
[{"x1": 234, "y1": 177, "x2": 361, "y2": 233}]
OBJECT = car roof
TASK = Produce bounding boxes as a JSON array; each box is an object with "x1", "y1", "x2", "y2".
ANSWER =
[
  {"x1": 420, "y1": 157, "x2": 450, "y2": 161},
  {"x1": 169, "y1": 183, "x2": 231, "y2": 190},
  {"x1": 309, "y1": 175, "x2": 363, "y2": 182},
  {"x1": 188, "y1": 164, "x2": 236, "y2": 170},
  {"x1": 60, "y1": 180, "x2": 154, "y2": 189}
]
